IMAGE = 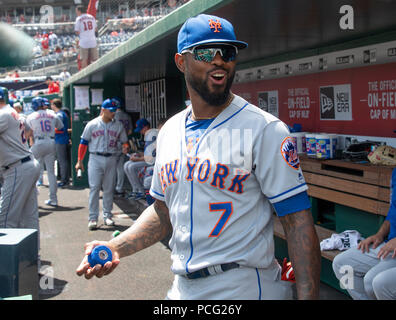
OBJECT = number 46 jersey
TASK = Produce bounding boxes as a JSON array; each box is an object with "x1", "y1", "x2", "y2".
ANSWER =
[{"x1": 150, "y1": 95, "x2": 310, "y2": 276}]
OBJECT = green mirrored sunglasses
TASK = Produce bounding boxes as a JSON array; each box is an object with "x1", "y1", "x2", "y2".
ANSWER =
[{"x1": 182, "y1": 45, "x2": 238, "y2": 63}]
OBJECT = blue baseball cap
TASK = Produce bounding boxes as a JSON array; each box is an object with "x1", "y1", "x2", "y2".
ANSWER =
[
  {"x1": 101, "y1": 98, "x2": 119, "y2": 112},
  {"x1": 177, "y1": 14, "x2": 248, "y2": 53},
  {"x1": 42, "y1": 97, "x2": 50, "y2": 107},
  {"x1": 112, "y1": 97, "x2": 124, "y2": 108},
  {"x1": 134, "y1": 118, "x2": 150, "y2": 133}
]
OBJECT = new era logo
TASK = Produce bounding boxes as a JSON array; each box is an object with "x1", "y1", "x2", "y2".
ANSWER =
[{"x1": 209, "y1": 19, "x2": 222, "y2": 32}]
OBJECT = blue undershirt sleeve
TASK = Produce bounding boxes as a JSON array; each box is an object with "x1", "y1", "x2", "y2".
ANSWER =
[{"x1": 272, "y1": 191, "x2": 311, "y2": 217}]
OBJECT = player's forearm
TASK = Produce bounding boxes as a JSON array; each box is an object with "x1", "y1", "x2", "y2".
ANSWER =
[
  {"x1": 376, "y1": 220, "x2": 390, "y2": 240},
  {"x1": 109, "y1": 200, "x2": 172, "y2": 258},
  {"x1": 280, "y1": 209, "x2": 321, "y2": 300},
  {"x1": 77, "y1": 141, "x2": 88, "y2": 161}
]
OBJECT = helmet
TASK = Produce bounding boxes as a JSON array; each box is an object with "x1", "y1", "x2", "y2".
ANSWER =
[
  {"x1": 42, "y1": 97, "x2": 50, "y2": 108},
  {"x1": 8, "y1": 98, "x2": 14, "y2": 107},
  {"x1": 31, "y1": 97, "x2": 44, "y2": 111}
]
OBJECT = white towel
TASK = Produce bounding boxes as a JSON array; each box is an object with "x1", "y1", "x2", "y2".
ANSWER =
[{"x1": 320, "y1": 230, "x2": 364, "y2": 251}]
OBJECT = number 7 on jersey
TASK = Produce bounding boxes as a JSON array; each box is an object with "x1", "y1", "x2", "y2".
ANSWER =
[{"x1": 209, "y1": 202, "x2": 233, "y2": 237}]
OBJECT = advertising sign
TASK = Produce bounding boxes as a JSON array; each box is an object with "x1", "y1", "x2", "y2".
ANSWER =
[
  {"x1": 319, "y1": 84, "x2": 352, "y2": 120},
  {"x1": 258, "y1": 90, "x2": 279, "y2": 117},
  {"x1": 231, "y1": 62, "x2": 396, "y2": 137}
]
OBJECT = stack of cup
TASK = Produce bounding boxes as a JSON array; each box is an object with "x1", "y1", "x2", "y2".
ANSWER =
[
  {"x1": 305, "y1": 133, "x2": 317, "y2": 157},
  {"x1": 290, "y1": 132, "x2": 307, "y2": 154},
  {"x1": 315, "y1": 133, "x2": 338, "y2": 159}
]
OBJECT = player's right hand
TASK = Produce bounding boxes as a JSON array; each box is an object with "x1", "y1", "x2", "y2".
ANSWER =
[
  {"x1": 76, "y1": 240, "x2": 120, "y2": 280},
  {"x1": 75, "y1": 160, "x2": 84, "y2": 172},
  {"x1": 357, "y1": 234, "x2": 383, "y2": 253}
]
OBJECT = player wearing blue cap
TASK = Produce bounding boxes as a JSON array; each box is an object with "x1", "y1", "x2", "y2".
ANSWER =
[
  {"x1": 123, "y1": 118, "x2": 152, "y2": 200},
  {"x1": 0, "y1": 87, "x2": 41, "y2": 236},
  {"x1": 75, "y1": 98, "x2": 129, "y2": 230},
  {"x1": 36, "y1": 97, "x2": 51, "y2": 185},
  {"x1": 26, "y1": 96, "x2": 64, "y2": 206},
  {"x1": 77, "y1": 14, "x2": 320, "y2": 300}
]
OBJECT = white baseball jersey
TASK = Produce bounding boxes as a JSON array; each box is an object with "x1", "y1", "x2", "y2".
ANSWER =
[
  {"x1": 26, "y1": 109, "x2": 64, "y2": 140},
  {"x1": 150, "y1": 94, "x2": 310, "y2": 276},
  {"x1": 75, "y1": 13, "x2": 97, "y2": 48},
  {"x1": 81, "y1": 116, "x2": 128, "y2": 154},
  {"x1": 0, "y1": 105, "x2": 31, "y2": 167}
]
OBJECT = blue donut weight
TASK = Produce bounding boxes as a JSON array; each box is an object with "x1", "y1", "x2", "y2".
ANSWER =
[{"x1": 88, "y1": 245, "x2": 113, "y2": 267}]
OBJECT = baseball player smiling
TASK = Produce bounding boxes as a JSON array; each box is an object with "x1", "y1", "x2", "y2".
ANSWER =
[{"x1": 76, "y1": 14, "x2": 321, "y2": 300}]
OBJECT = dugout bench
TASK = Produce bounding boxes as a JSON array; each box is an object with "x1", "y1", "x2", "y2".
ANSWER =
[{"x1": 273, "y1": 155, "x2": 394, "y2": 295}]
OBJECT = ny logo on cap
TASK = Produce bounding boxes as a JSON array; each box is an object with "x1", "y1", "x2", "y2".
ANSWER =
[{"x1": 209, "y1": 19, "x2": 222, "y2": 33}]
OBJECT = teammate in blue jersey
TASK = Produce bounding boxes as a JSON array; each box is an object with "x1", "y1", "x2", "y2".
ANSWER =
[
  {"x1": 51, "y1": 98, "x2": 70, "y2": 188},
  {"x1": 76, "y1": 14, "x2": 321, "y2": 300}
]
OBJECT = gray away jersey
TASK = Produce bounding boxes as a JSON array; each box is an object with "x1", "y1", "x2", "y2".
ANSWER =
[
  {"x1": 81, "y1": 116, "x2": 128, "y2": 154},
  {"x1": 26, "y1": 109, "x2": 64, "y2": 140},
  {"x1": 0, "y1": 105, "x2": 31, "y2": 167},
  {"x1": 150, "y1": 94, "x2": 308, "y2": 275}
]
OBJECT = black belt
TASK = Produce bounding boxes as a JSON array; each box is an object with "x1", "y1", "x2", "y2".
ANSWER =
[
  {"x1": 93, "y1": 152, "x2": 114, "y2": 157},
  {"x1": 185, "y1": 262, "x2": 239, "y2": 280},
  {"x1": 37, "y1": 137, "x2": 54, "y2": 140},
  {"x1": 3, "y1": 156, "x2": 31, "y2": 170}
]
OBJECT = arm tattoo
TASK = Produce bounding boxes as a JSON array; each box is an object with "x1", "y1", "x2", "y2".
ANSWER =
[
  {"x1": 110, "y1": 200, "x2": 172, "y2": 258},
  {"x1": 279, "y1": 209, "x2": 321, "y2": 299}
]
